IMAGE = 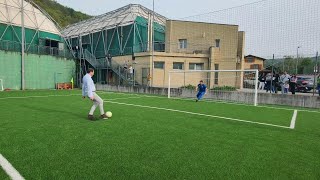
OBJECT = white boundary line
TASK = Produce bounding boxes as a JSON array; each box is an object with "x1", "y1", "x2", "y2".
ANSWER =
[
  {"x1": 108, "y1": 97, "x2": 142, "y2": 100},
  {"x1": 290, "y1": 110, "x2": 298, "y2": 129},
  {"x1": 0, "y1": 154, "x2": 25, "y2": 180},
  {"x1": 1, "y1": 91, "x2": 319, "y2": 114},
  {"x1": 104, "y1": 100, "x2": 291, "y2": 129},
  {"x1": 0, "y1": 94, "x2": 80, "y2": 100}
]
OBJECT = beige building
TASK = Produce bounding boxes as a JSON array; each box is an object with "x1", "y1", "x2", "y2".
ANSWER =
[{"x1": 111, "y1": 20, "x2": 246, "y2": 89}]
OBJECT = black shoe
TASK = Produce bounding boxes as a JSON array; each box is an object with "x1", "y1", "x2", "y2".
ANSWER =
[
  {"x1": 196, "y1": 99, "x2": 198, "y2": 102},
  {"x1": 100, "y1": 114, "x2": 108, "y2": 120},
  {"x1": 88, "y1": 115, "x2": 95, "y2": 121}
]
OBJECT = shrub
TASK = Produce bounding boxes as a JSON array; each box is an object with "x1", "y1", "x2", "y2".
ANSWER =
[
  {"x1": 180, "y1": 84, "x2": 196, "y2": 90},
  {"x1": 211, "y1": 86, "x2": 236, "y2": 91}
]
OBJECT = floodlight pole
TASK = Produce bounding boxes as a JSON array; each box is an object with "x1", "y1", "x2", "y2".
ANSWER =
[
  {"x1": 270, "y1": 54, "x2": 274, "y2": 93},
  {"x1": 254, "y1": 70, "x2": 259, "y2": 106},
  {"x1": 21, "y1": 0, "x2": 25, "y2": 90},
  {"x1": 168, "y1": 72, "x2": 171, "y2": 98},
  {"x1": 151, "y1": 0, "x2": 155, "y2": 87},
  {"x1": 313, "y1": 51, "x2": 318, "y2": 96},
  {"x1": 296, "y1": 46, "x2": 300, "y2": 74}
]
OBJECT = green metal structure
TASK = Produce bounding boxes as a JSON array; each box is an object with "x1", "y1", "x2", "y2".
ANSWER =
[
  {"x1": 0, "y1": 0, "x2": 75, "y2": 90},
  {"x1": 62, "y1": 4, "x2": 167, "y2": 85}
]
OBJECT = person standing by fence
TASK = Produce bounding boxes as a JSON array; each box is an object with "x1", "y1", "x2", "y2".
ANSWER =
[
  {"x1": 273, "y1": 73, "x2": 280, "y2": 94},
  {"x1": 280, "y1": 71, "x2": 290, "y2": 94},
  {"x1": 265, "y1": 72, "x2": 273, "y2": 93},
  {"x1": 317, "y1": 74, "x2": 320, "y2": 96},
  {"x1": 290, "y1": 75, "x2": 297, "y2": 95},
  {"x1": 147, "y1": 73, "x2": 152, "y2": 87},
  {"x1": 258, "y1": 73, "x2": 266, "y2": 90}
]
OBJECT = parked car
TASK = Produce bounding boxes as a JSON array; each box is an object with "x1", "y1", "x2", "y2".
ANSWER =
[{"x1": 296, "y1": 76, "x2": 314, "y2": 92}]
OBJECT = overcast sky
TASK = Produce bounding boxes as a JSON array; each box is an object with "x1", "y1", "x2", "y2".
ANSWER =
[
  {"x1": 56, "y1": 0, "x2": 320, "y2": 58},
  {"x1": 55, "y1": 0, "x2": 259, "y2": 19}
]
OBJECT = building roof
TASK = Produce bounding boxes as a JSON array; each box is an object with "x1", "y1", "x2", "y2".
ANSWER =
[
  {"x1": 62, "y1": 4, "x2": 168, "y2": 38},
  {"x1": 168, "y1": 19, "x2": 239, "y2": 27},
  {"x1": 0, "y1": 0, "x2": 61, "y2": 35},
  {"x1": 245, "y1": 55, "x2": 266, "y2": 61}
]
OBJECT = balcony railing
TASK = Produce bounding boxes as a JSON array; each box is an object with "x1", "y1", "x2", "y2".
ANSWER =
[{"x1": 0, "y1": 40, "x2": 74, "y2": 59}]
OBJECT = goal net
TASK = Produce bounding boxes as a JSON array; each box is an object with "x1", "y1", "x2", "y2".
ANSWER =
[{"x1": 168, "y1": 70, "x2": 259, "y2": 106}]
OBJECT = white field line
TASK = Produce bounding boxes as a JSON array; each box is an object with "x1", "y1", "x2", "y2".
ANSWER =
[
  {"x1": 104, "y1": 100, "x2": 291, "y2": 129},
  {"x1": 108, "y1": 97, "x2": 142, "y2": 100},
  {"x1": 0, "y1": 94, "x2": 80, "y2": 100},
  {"x1": 0, "y1": 154, "x2": 25, "y2": 180},
  {"x1": 1, "y1": 91, "x2": 319, "y2": 114},
  {"x1": 104, "y1": 92, "x2": 320, "y2": 114},
  {"x1": 290, "y1": 110, "x2": 298, "y2": 129}
]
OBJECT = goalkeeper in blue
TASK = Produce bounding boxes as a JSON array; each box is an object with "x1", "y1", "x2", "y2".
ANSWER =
[{"x1": 196, "y1": 80, "x2": 208, "y2": 102}]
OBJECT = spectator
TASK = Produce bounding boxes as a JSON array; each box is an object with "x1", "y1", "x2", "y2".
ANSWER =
[
  {"x1": 279, "y1": 71, "x2": 291, "y2": 94},
  {"x1": 265, "y1": 72, "x2": 273, "y2": 93},
  {"x1": 258, "y1": 73, "x2": 266, "y2": 90},
  {"x1": 123, "y1": 60, "x2": 128, "y2": 70},
  {"x1": 273, "y1": 73, "x2": 280, "y2": 94},
  {"x1": 128, "y1": 65, "x2": 133, "y2": 80},
  {"x1": 147, "y1": 73, "x2": 152, "y2": 87},
  {"x1": 284, "y1": 81, "x2": 289, "y2": 94},
  {"x1": 317, "y1": 74, "x2": 320, "y2": 96},
  {"x1": 289, "y1": 75, "x2": 297, "y2": 95}
]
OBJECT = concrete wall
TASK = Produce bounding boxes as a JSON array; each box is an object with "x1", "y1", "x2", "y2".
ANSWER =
[{"x1": 97, "y1": 84, "x2": 320, "y2": 108}]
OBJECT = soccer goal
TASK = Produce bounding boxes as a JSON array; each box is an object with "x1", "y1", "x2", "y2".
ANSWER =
[
  {"x1": 0, "y1": 79, "x2": 4, "y2": 91},
  {"x1": 168, "y1": 70, "x2": 259, "y2": 106}
]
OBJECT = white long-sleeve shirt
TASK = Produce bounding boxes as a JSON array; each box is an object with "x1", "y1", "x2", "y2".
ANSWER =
[{"x1": 82, "y1": 74, "x2": 96, "y2": 98}]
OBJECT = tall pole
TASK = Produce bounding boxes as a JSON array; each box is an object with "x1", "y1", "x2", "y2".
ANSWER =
[
  {"x1": 296, "y1": 46, "x2": 300, "y2": 74},
  {"x1": 21, "y1": 0, "x2": 25, "y2": 90},
  {"x1": 313, "y1": 52, "x2": 318, "y2": 96},
  {"x1": 271, "y1": 54, "x2": 274, "y2": 93},
  {"x1": 151, "y1": 0, "x2": 155, "y2": 87},
  {"x1": 254, "y1": 70, "x2": 259, "y2": 106}
]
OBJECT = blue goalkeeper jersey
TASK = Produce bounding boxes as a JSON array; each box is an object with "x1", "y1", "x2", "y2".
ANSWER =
[{"x1": 198, "y1": 84, "x2": 207, "y2": 92}]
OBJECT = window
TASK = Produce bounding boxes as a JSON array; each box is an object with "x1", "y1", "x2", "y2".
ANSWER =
[
  {"x1": 214, "y1": 64, "x2": 219, "y2": 85},
  {"x1": 173, "y1": 62, "x2": 184, "y2": 70},
  {"x1": 189, "y1": 63, "x2": 204, "y2": 70},
  {"x1": 251, "y1": 64, "x2": 261, "y2": 70},
  {"x1": 215, "y1": 39, "x2": 220, "y2": 48},
  {"x1": 179, "y1": 39, "x2": 187, "y2": 49},
  {"x1": 154, "y1": 61, "x2": 164, "y2": 69},
  {"x1": 246, "y1": 57, "x2": 254, "y2": 63}
]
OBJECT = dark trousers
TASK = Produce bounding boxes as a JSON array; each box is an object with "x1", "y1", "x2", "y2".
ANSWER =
[
  {"x1": 266, "y1": 81, "x2": 272, "y2": 92},
  {"x1": 290, "y1": 82, "x2": 296, "y2": 94}
]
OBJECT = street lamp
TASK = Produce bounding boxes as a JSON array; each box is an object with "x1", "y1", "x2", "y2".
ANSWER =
[{"x1": 296, "y1": 46, "x2": 301, "y2": 74}]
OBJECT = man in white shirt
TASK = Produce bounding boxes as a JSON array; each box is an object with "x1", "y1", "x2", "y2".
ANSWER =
[
  {"x1": 279, "y1": 71, "x2": 291, "y2": 94},
  {"x1": 82, "y1": 68, "x2": 108, "y2": 120}
]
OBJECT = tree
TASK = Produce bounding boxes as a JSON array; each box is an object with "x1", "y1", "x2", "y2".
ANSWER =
[{"x1": 32, "y1": 0, "x2": 91, "y2": 28}]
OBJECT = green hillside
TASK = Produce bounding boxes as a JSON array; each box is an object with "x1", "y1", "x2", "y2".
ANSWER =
[{"x1": 32, "y1": 0, "x2": 91, "y2": 28}]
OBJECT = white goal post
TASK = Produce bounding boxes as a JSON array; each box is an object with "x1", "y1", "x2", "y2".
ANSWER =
[
  {"x1": 0, "y1": 79, "x2": 4, "y2": 91},
  {"x1": 168, "y1": 69, "x2": 259, "y2": 106}
]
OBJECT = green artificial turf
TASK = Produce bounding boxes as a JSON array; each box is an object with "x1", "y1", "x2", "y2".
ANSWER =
[{"x1": 0, "y1": 90, "x2": 319, "y2": 179}]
